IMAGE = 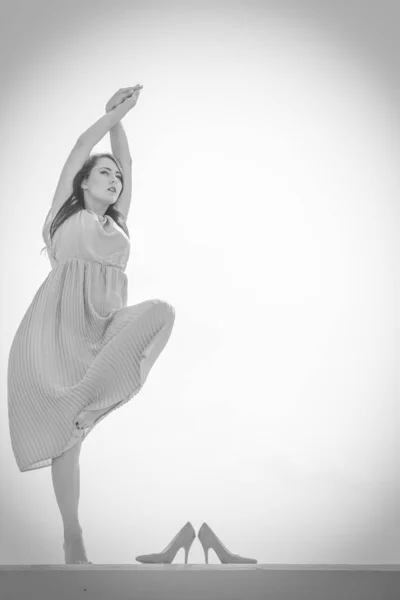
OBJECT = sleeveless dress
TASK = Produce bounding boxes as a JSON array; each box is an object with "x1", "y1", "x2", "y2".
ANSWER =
[{"x1": 7, "y1": 206, "x2": 175, "y2": 472}]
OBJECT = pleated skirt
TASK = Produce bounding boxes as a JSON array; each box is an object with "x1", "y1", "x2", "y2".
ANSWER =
[{"x1": 7, "y1": 258, "x2": 175, "y2": 472}]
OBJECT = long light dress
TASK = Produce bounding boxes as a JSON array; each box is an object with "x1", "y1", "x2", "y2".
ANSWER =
[{"x1": 7, "y1": 206, "x2": 175, "y2": 472}]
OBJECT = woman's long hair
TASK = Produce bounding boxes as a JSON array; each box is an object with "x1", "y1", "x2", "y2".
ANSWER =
[{"x1": 40, "y1": 152, "x2": 130, "y2": 257}]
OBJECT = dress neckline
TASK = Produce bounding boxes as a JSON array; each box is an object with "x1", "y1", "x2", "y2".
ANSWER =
[{"x1": 86, "y1": 208, "x2": 108, "y2": 222}]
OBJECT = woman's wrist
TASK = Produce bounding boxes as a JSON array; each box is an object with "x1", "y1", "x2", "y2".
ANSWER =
[{"x1": 79, "y1": 102, "x2": 133, "y2": 148}]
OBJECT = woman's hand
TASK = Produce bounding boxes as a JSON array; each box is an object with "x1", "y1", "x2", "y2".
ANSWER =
[{"x1": 105, "y1": 85, "x2": 143, "y2": 113}]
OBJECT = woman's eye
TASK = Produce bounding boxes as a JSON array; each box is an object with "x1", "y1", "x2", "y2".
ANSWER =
[{"x1": 102, "y1": 170, "x2": 122, "y2": 181}]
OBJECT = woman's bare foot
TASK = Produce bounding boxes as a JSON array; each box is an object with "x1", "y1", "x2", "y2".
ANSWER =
[
  {"x1": 74, "y1": 406, "x2": 110, "y2": 430},
  {"x1": 63, "y1": 534, "x2": 90, "y2": 564}
]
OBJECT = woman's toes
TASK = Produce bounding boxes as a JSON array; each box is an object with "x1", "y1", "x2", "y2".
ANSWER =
[
  {"x1": 74, "y1": 408, "x2": 109, "y2": 430},
  {"x1": 74, "y1": 413, "x2": 88, "y2": 430}
]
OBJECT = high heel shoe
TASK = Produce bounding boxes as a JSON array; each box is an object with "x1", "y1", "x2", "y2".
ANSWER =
[
  {"x1": 135, "y1": 521, "x2": 196, "y2": 564},
  {"x1": 198, "y1": 522, "x2": 257, "y2": 564}
]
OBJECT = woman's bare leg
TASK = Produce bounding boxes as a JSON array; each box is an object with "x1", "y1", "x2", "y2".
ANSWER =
[{"x1": 51, "y1": 438, "x2": 89, "y2": 563}]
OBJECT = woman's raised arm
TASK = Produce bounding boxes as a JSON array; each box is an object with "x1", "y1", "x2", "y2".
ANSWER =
[
  {"x1": 49, "y1": 87, "x2": 142, "y2": 215},
  {"x1": 77, "y1": 86, "x2": 142, "y2": 150}
]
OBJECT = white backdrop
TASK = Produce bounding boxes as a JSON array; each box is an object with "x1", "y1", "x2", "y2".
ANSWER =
[{"x1": 0, "y1": 0, "x2": 398, "y2": 565}]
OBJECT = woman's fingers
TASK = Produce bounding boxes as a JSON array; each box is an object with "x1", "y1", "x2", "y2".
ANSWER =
[
  {"x1": 125, "y1": 87, "x2": 143, "y2": 100},
  {"x1": 106, "y1": 85, "x2": 142, "y2": 111},
  {"x1": 122, "y1": 85, "x2": 141, "y2": 91}
]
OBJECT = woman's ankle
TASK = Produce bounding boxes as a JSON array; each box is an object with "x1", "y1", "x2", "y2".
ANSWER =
[{"x1": 64, "y1": 525, "x2": 83, "y2": 542}]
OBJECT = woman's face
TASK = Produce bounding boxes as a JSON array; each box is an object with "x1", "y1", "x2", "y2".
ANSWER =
[{"x1": 83, "y1": 157, "x2": 123, "y2": 204}]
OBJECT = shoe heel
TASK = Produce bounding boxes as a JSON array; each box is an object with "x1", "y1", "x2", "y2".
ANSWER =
[
  {"x1": 181, "y1": 530, "x2": 196, "y2": 564},
  {"x1": 184, "y1": 541, "x2": 192, "y2": 564},
  {"x1": 198, "y1": 533, "x2": 210, "y2": 564}
]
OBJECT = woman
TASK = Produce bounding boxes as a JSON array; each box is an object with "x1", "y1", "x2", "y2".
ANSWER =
[{"x1": 7, "y1": 85, "x2": 176, "y2": 564}]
